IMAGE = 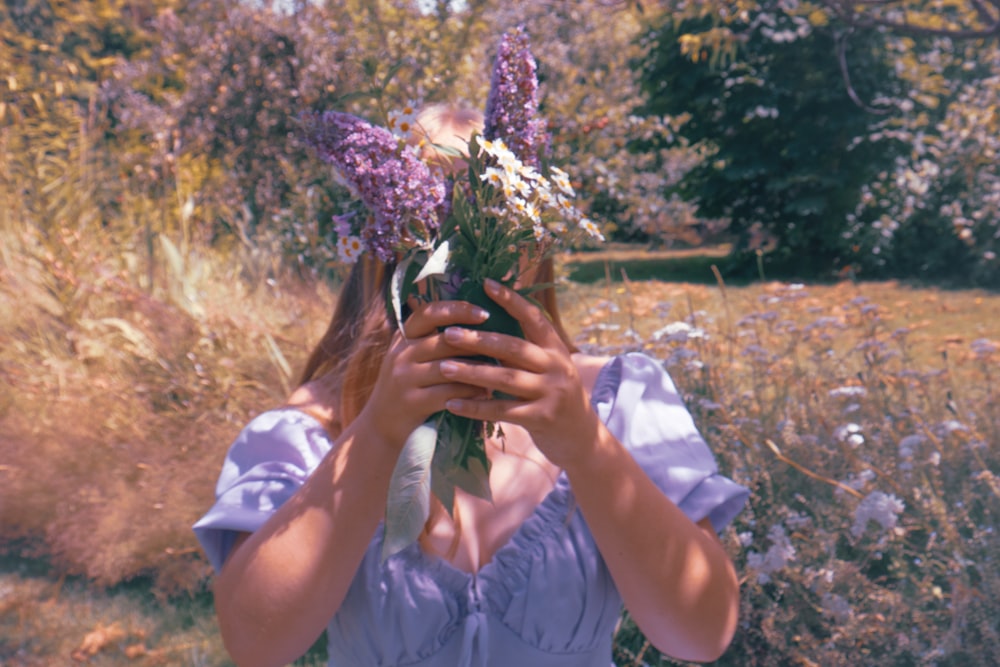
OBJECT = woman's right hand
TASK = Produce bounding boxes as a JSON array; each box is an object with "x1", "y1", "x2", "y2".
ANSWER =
[{"x1": 358, "y1": 299, "x2": 492, "y2": 448}]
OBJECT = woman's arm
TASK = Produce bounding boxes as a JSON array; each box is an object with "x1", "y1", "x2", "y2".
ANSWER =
[
  {"x1": 439, "y1": 279, "x2": 740, "y2": 663},
  {"x1": 556, "y1": 426, "x2": 740, "y2": 663},
  {"x1": 212, "y1": 301, "x2": 490, "y2": 667}
]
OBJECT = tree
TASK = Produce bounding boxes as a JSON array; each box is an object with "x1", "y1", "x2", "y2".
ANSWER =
[
  {"x1": 639, "y1": 9, "x2": 905, "y2": 277},
  {"x1": 845, "y1": 45, "x2": 1000, "y2": 285}
]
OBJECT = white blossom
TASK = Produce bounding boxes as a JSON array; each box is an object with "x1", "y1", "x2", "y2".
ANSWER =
[
  {"x1": 852, "y1": 491, "x2": 905, "y2": 538},
  {"x1": 746, "y1": 524, "x2": 796, "y2": 584}
]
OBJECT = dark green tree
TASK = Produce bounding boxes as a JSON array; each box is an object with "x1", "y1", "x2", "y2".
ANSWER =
[{"x1": 638, "y1": 9, "x2": 905, "y2": 279}]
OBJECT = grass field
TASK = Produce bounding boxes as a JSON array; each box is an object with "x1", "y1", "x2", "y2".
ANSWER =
[{"x1": 2, "y1": 244, "x2": 998, "y2": 666}]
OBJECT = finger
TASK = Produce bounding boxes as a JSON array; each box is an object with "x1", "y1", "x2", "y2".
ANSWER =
[
  {"x1": 443, "y1": 396, "x2": 550, "y2": 427},
  {"x1": 394, "y1": 329, "x2": 494, "y2": 371},
  {"x1": 441, "y1": 325, "x2": 549, "y2": 371},
  {"x1": 418, "y1": 382, "x2": 489, "y2": 406},
  {"x1": 403, "y1": 300, "x2": 491, "y2": 339},
  {"x1": 444, "y1": 395, "x2": 524, "y2": 423},
  {"x1": 483, "y1": 279, "x2": 563, "y2": 348},
  {"x1": 439, "y1": 358, "x2": 544, "y2": 398}
]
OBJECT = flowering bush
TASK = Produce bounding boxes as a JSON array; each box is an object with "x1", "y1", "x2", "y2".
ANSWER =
[{"x1": 303, "y1": 27, "x2": 602, "y2": 558}]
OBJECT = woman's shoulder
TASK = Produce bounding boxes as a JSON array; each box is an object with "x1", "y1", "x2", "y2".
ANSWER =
[
  {"x1": 571, "y1": 352, "x2": 614, "y2": 394},
  {"x1": 282, "y1": 381, "x2": 341, "y2": 436}
]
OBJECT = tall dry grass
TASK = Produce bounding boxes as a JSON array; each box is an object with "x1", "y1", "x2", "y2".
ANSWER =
[{"x1": 0, "y1": 118, "x2": 335, "y2": 599}]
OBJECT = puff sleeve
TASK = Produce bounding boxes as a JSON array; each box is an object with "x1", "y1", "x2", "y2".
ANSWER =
[
  {"x1": 590, "y1": 353, "x2": 748, "y2": 531},
  {"x1": 192, "y1": 408, "x2": 333, "y2": 572}
]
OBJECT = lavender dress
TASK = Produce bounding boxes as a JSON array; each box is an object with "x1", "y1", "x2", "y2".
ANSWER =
[{"x1": 194, "y1": 352, "x2": 749, "y2": 666}]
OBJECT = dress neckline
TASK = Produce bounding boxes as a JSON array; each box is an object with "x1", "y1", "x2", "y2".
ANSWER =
[{"x1": 401, "y1": 468, "x2": 572, "y2": 582}]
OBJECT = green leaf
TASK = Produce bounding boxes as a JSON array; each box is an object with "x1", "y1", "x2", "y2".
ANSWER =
[
  {"x1": 433, "y1": 417, "x2": 492, "y2": 504},
  {"x1": 444, "y1": 454, "x2": 492, "y2": 502},
  {"x1": 382, "y1": 422, "x2": 437, "y2": 562}
]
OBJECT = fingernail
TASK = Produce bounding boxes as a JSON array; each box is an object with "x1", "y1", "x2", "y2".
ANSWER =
[
  {"x1": 484, "y1": 278, "x2": 500, "y2": 294},
  {"x1": 440, "y1": 360, "x2": 458, "y2": 376},
  {"x1": 474, "y1": 307, "x2": 491, "y2": 320},
  {"x1": 445, "y1": 399, "x2": 463, "y2": 412},
  {"x1": 444, "y1": 327, "x2": 462, "y2": 341}
]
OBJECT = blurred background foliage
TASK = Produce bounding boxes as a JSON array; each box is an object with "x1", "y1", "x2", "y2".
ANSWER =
[{"x1": 5, "y1": 0, "x2": 997, "y2": 285}]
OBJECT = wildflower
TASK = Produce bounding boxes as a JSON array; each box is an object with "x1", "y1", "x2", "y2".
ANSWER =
[
  {"x1": 829, "y1": 386, "x2": 867, "y2": 399},
  {"x1": 821, "y1": 593, "x2": 852, "y2": 622},
  {"x1": 482, "y1": 167, "x2": 505, "y2": 188},
  {"x1": 939, "y1": 420, "x2": 969, "y2": 434},
  {"x1": 838, "y1": 468, "x2": 875, "y2": 494},
  {"x1": 834, "y1": 422, "x2": 865, "y2": 448},
  {"x1": 746, "y1": 524, "x2": 796, "y2": 584},
  {"x1": 578, "y1": 218, "x2": 604, "y2": 241},
  {"x1": 971, "y1": 338, "x2": 998, "y2": 356},
  {"x1": 302, "y1": 111, "x2": 445, "y2": 261},
  {"x1": 898, "y1": 434, "x2": 924, "y2": 460},
  {"x1": 852, "y1": 490, "x2": 905, "y2": 537},
  {"x1": 337, "y1": 235, "x2": 363, "y2": 264},
  {"x1": 652, "y1": 321, "x2": 706, "y2": 343},
  {"x1": 332, "y1": 213, "x2": 355, "y2": 238},
  {"x1": 483, "y1": 25, "x2": 549, "y2": 167},
  {"x1": 387, "y1": 101, "x2": 419, "y2": 141},
  {"x1": 549, "y1": 166, "x2": 575, "y2": 196}
]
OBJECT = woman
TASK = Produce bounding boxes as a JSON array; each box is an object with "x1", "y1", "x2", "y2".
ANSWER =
[{"x1": 193, "y1": 109, "x2": 749, "y2": 667}]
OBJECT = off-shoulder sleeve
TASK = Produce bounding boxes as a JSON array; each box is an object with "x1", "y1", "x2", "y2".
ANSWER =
[
  {"x1": 590, "y1": 353, "x2": 748, "y2": 532},
  {"x1": 192, "y1": 408, "x2": 333, "y2": 572}
]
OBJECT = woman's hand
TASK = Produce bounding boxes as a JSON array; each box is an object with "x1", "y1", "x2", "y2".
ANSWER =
[
  {"x1": 436, "y1": 279, "x2": 601, "y2": 468},
  {"x1": 358, "y1": 299, "x2": 491, "y2": 449}
]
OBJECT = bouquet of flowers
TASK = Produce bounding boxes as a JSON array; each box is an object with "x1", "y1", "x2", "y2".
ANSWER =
[{"x1": 303, "y1": 27, "x2": 603, "y2": 560}]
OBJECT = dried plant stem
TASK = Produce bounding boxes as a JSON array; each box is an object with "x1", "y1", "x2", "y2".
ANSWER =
[
  {"x1": 764, "y1": 439, "x2": 864, "y2": 499},
  {"x1": 711, "y1": 263, "x2": 734, "y2": 365}
]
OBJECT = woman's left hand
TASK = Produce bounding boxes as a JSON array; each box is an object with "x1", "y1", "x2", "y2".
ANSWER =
[{"x1": 438, "y1": 279, "x2": 600, "y2": 468}]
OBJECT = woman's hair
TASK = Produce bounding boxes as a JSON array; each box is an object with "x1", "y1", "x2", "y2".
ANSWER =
[
  {"x1": 297, "y1": 254, "x2": 395, "y2": 425},
  {"x1": 411, "y1": 103, "x2": 485, "y2": 167}
]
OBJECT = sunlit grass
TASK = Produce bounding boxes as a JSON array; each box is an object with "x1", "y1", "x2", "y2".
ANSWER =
[{"x1": 0, "y1": 555, "x2": 226, "y2": 666}]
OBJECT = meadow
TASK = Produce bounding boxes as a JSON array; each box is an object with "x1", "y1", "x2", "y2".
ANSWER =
[{"x1": 1, "y1": 233, "x2": 998, "y2": 666}]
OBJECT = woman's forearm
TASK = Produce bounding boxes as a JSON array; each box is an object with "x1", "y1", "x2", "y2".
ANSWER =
[
  {"x1": 212, "y1": 417, "x2": 398, "y2": 667},
  {"x1": 563, "y1": 422, "x2": 740, "y2": 664}
]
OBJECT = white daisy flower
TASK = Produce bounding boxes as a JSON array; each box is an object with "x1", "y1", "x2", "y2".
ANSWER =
[
  {"x1": 550, "y1": 166, "x2": 575, "y2": 196},
  {"x1": 338, "y1": 235, "x2": 364, "y2": 263}
]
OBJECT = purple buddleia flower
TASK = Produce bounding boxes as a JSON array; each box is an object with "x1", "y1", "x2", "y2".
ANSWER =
[
  {"x1": 302, "y1": 111, "x2": 446, "y2": 261},
  {"x1": 483, "y1": 26, "x2": 549, "y2": 169}
]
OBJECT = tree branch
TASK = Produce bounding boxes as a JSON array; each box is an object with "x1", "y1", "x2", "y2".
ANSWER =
[{"x1": 836, "y1": 30, "x2": 894, "y2": 114}]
